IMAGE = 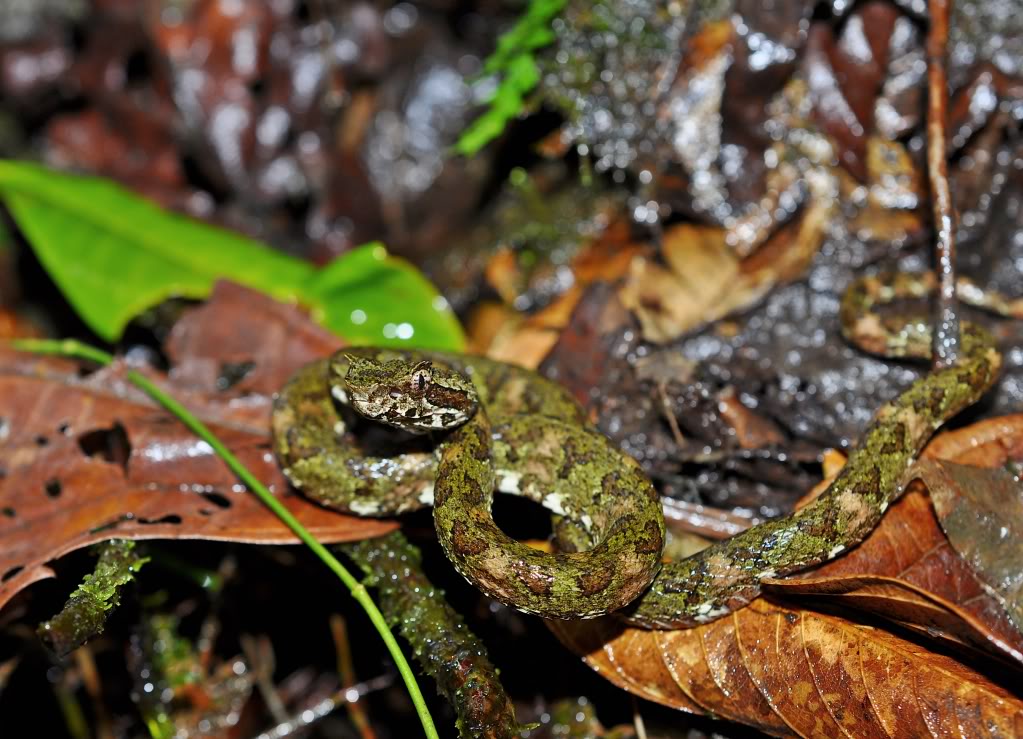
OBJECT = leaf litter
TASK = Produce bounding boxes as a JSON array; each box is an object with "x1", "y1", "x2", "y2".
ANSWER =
[{"x1": 3, "y1": 0, "x2": 1023, "y2": 736}]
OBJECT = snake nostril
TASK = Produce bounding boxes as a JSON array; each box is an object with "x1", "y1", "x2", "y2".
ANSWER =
[{"x1": 404, "y1": 409, "x2": 417, "y2": 417}]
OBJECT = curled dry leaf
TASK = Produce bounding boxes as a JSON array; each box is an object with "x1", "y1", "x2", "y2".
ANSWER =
[
  {"x1": 0, "y1": 282, "x2": 397, "y2": 612},
  {"x1": 618, "y1": 215, "x2": 827, "y2": 344}
]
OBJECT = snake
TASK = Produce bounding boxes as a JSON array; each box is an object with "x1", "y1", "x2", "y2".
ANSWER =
[
  {"x1": 271, "y1": 272, "x2": 1007, "y2": 626},
  {"x1": 272, "y1": 349, "x2": 666, "y2": 619}
]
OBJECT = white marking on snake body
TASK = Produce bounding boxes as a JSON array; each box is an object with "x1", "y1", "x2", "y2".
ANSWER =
[
  {"x1": 580, "y1": 514, "x2": 593, "y2": 530},
  {"x1": 758, "y1": 569, "x2": 777, "y2": 579},
  {"x1": 542, "y1": 492, "x2": 567, "y2": 515},
  {"x1": 497, "y1": 471, "x2": 522, "y2": 495},
  {"x1": 331, "y1": 386, "x2": 348, "y2": 404},
  {"x1": 350, "y1": 499, "x2": 382, "y2": 515},
  {"x1": 418, "y1": 484, "x2": 435, "y2": 506},
  {"x1": 879, "y1": 501, "x2": 889, "y2": 514},
  {"x1": 827, "y1": 544, "x2": 846, "y2": 559},
  {"x1": 693, "y1": 605, "x2": 730, "y2": 623}
]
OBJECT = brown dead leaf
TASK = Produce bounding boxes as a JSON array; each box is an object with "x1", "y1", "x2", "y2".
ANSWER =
[
  {"x1": 481, "y1": 225, "x2": 648, "y2": 367},
  {"x1": 0, "y1": 283, "x2": 397, "y2": 612},
  {"x1": 550, "y1": 597, "x2": 1023, "y2": 737},
  {"x1": 618, "y1": 224, "x2": 738, "y2": 344},
  {"x1": 619, "y1": 213, "x2": 826, "y2": 344}
]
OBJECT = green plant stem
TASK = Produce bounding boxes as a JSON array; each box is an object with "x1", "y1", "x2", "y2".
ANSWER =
[{"x1": 10, "y1": 338, "x2": 439, "y2": 739}]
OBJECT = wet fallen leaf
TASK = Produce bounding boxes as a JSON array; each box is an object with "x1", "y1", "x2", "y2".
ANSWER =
[
  {"x1": 911, "y1": 458, "x2": 1023, "y2": 634},
  {"x1": 804, "y1": 2, "x2": 900, "y2": 181},
  {"x1": 0, "y1": 283, "x2": 396, "y2": 612}
]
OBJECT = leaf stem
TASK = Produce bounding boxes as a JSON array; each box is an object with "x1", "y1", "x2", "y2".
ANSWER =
[{"x1": 10, "y1": 338, "x2": 439, "y2": 739}]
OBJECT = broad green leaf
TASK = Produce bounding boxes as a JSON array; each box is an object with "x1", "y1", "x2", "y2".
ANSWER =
[
  {"x1": 0, "y1": 160, "x2": 312, "y2": 340},
  {"x1": 304, "y1": 242, "x2": 464, "y2": 351},
  {"x1": 0, "y1": 161, "x2": 464, "y2": 350}
]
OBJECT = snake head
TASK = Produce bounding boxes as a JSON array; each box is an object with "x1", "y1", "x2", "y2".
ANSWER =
[{"x1": 342, "y1": 354, "x2": 479, "y2": 433}]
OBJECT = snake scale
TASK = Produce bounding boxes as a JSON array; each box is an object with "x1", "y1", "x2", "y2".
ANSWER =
[{"x1": 272, "y1": 273, "x2": 1006, "y2": 627}]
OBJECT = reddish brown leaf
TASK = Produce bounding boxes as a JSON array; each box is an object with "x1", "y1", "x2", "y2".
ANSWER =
[
  {"x1": 551, "y1": 417, "x2": 1023, "y2": 733},
  {"x1": 547, "y1": 616, "x2": 704, "y2": 716},
  {"x1": 804, "y1": 2, "x2": 899, "y2": 180},
  {"x1": 0, "y1": 283, "x2": 397, "y2": 611},
  {"x1": 550, "y1": 599, "x2": 1023, "y2": 737}
]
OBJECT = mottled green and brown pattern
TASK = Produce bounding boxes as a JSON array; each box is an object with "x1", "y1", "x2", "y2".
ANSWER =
[{"x1": 272, "y1": 348, "x2": 666, "y2": 618}]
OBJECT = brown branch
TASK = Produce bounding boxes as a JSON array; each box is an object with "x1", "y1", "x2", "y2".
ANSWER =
[{"x1": 926, "y1": 0, "x2": 959, "y2": 367}]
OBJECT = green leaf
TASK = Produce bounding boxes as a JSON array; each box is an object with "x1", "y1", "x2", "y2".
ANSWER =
[
  {"x1": 0, "y1": 161, "x2": 464, "y2": 351},
  {"x1": 0, "y1": 160, "x2": 312, "y2": 340},
  {"x1": 482, "y1": 0, "x2": 567, "y2": 75},
  {"x1": 456, "y1": 54, "x2": 544, "y2": 157},
  {"x1": 455, "y1": 0, "x2": 566, "y2": 156},
  {"x1": 304, "y1": 242, "x2": 464, "y2": 351}
]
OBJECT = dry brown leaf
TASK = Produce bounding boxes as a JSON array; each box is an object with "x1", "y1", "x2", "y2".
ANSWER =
[
  {"x1": 470, "y1": 220, "x2": 647, "y2": 366},
  {"x1": 550, "y1": 598, "x2": 1023, "y2": 737},
  {"x1": 0, "y1": 283, "x2": 397, "y2": 611},
  {"x1": 618, "y1": 224, "x2": 739, "y2": 344},
  {"x1": 619, "y1": 212, "x2": 826, "y2": 344}
]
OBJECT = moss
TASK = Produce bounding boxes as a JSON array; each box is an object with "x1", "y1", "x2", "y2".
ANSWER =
[{"x1": 38, "y1": 539, "x2": 148, "y2": 657}]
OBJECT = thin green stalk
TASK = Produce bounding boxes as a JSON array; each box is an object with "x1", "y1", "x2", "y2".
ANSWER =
[{"x1": 11, "y1": 338, "x2": 439, "y2": 739}]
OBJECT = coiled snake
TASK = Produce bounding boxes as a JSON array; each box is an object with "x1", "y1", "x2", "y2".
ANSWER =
[{"x1": 272, "y1": 273, "x2": 1007, "y2": 627}]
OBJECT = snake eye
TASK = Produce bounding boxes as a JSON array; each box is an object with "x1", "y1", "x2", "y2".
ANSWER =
[{"x1": 410, "y1": 362, "x2": 432, "y2": 392}]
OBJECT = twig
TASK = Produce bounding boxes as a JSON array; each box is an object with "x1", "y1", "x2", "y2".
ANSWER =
[
  {"x1": 330, "y1": 614, "x2": 377, "y2": 739},
  {"x1": 254, "y1": 675, "x2": 394, "y2": 739},
  {"x1": 926, "y1": 0, "x2": 959, "y2": 367},
  {"x1": 74, "y1": 647, "x2": 113, "y2": 739},
  {"x1": 241, "y1": 635, "x2": 289, "y2": 724},
  {"x1": 656, "y1": 381, "x2": 687, "y2": 449}
]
